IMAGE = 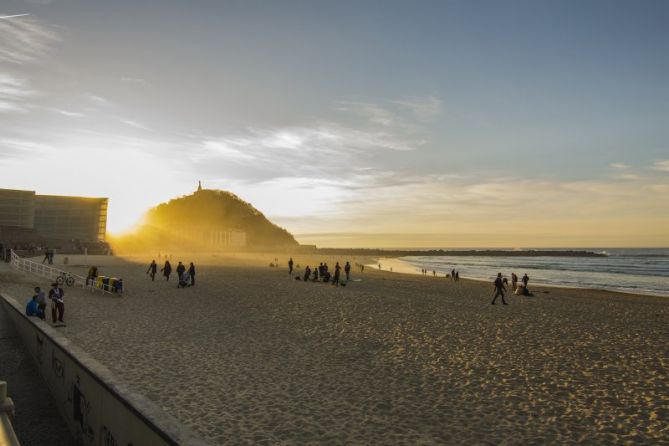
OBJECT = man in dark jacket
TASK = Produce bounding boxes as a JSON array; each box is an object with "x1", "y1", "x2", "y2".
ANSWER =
[
  {"x1": 491, "y1": 273, "x2": 507, "y2": 305},
  {"x1": 188, "y1": 262, "x2": 196, "y2": 286},
  {"x1": 146, "y1": 260, "x2": 157, "y2": 281},
  {"x1": 176, "y1": 262, "x2": 186, "y2": 279},
  {"x1": 49, "y1": 282, "x2": 65, "y2": 323}
]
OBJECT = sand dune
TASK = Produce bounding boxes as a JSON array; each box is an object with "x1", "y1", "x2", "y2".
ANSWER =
[{"x1": 1, "y1": 253, "x2": 667, "y2": 444}]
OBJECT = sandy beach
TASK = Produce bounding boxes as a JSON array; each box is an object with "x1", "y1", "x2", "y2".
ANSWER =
[{"x1": 1, "y1": 253, "x2": 667, "y2": 444}]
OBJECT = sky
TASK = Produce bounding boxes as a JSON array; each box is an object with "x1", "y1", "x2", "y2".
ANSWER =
[{"x1": 0, "y1": 0, "x2": 667, "y2": 248}]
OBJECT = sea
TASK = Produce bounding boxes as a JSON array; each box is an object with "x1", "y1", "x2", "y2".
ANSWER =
[{"x1": 373, "y1": 248, "x2": 669, "y2": 297}]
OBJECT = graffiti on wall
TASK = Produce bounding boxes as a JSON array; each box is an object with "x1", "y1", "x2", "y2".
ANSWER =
[{"x1": 68, "y1": 375, "x2": 95, "y2": 444}]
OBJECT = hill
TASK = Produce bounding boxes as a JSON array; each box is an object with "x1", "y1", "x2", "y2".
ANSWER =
[{"x1": 111, "y1": 189, "x2": 298, "y2": 252}]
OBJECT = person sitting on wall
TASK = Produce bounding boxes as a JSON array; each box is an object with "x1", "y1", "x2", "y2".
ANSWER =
[
  {"x1": 34, "y1": 286, "x2": 47, "y2": 317},
  {"x1": 26, "y1": 294, "x2": 45, "y2": 319}
]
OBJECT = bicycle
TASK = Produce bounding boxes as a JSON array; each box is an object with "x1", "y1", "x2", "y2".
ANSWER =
[{"x1": 56, "y1": 271, "x2": 76, "y2": 287}]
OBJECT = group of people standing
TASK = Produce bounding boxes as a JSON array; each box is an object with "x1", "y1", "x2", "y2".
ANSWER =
[
  {"x1": 289, "y1": 258, "x2": 352, "y2": 287},
  {"x1": 25, "y1": 283, "x2": 65, "y2": 325},
  {"x1": 147, "y1": 259, "x2": 196, "y2": 288},
  {"x1": 492, "y1": 272, "x2": 530, "y2": 305}
]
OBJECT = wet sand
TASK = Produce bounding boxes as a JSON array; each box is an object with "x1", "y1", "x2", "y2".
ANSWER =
[{"x1": 1, "y1": 253, "x2": 667, "y2": 444}]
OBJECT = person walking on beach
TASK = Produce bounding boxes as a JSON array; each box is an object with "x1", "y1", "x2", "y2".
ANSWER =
[
  {"x1": 188, "y1": 262, "x2": 196, "y2": 286},
  {"x1": 511, "y1": 273, "x2": 518, "y2": 291},
  {"x1": 491, "y1": 273, "x2": 508, "y2": 305},
  {"x1": 451, "y1": 269, "x2": 456, "y2": 281},
  {"x1": 162, "y1": 260, "x2": 172, "y2": 281},
  {"x1": 333, "y1": 262, "x2": 341, "y2": 286},
  {"x1": 344, "y1": 261, "x2": 351, "y2": 281},
  {"x1": 146, "y1": 260, "x2": 157, "y2": 281},
  {"x1": 49, "y1": 282, "x2": 65, "y2": 323},
  {"x1": 455, "y1": 271, "x2": 460, "y2": 281},
  {"x1": 176, "y1": 262, "x2": 186, "y2": 280},
  {"x1": 288, "y1": 258, "x2": 294, "y2": 275},
  {"x1": 303, "y1": 265, "x2": 311, "y2": 282},
  {"x1": 522, "y1": 273, "x2": 529, "y2": 288}
]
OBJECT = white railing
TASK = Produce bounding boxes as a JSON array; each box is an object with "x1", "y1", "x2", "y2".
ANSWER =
[{"x1": 9, "y1": 250, "x2": 119, "y2": 296}]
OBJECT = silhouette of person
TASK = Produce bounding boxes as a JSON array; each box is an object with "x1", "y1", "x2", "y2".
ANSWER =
[
  {"x1": 146, "y1": 260, "x2": 157, "y2": 281},
  {"x1": 49, "y1": 282, "x2": 65, "y2": 323},
  {"x1": 86, "y1": 265, "x2": 98, "y2": 286},
  {"x1": 288, "y1": 258, "x2": 294, "y2": 275},
  {"x1": 162, "y1": 260, "x2": 172, "y2": 281},
  {"x1": 491, "y1": 273, "x2": 507, "y2": 305},
  {"x1": 522, "y1": 273, "x2": 529, "y2": 288},
  {"x1": 303, "y1": 266, "x2": 311, "y2": 282},
  {"x1": 176, "y1": 262, "x2": 186, "y2": 280},
  {"x1": 188, "y1": 262, "x2": 196, "y2": 286},
  {"x1": 344, "y1": 261, "x2": 351, "y2": 281},
  {"x1": 333, "y1": 262, "x2": 341, "y2": 286},
  {"x1": 511, "y1": 273, "x2": 518, "y2": 291}
]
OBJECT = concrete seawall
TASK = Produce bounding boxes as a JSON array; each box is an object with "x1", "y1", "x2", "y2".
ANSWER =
[{"x1": 0, "y1": 293, "x2": 208, "y2": 446}]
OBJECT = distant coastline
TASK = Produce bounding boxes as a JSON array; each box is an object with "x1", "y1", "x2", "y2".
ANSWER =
[{"x1": 303, "y1": 248, "x2": 606, "y2": 257}]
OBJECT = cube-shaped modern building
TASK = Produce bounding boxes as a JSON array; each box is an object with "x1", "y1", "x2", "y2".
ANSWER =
[
  {"x1": 34, "y1": 195, "x2": 108, "y2": 241},
  {"x1": 0, "y1": 188, "x2": 36, "y2": 229},
  {"x1": 0, "y1": 188, "x2": 108, "y2": 242}
]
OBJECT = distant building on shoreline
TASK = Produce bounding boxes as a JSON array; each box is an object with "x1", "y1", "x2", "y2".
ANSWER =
[{"x1": 0, "y1": 188, "x2": 108, "y2": 245}]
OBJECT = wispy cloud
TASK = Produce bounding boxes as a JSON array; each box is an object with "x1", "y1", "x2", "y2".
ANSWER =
[
  {"x1": 119, "y1": 76, "x2": 152, "y2": 86},
  {"x1": 85, "y1": 94, "x2": 113, "y2": 107},
  {"x1": 0, "y1": 14, "x2": 31, "y2": 20},
  {"x1": 50, "y1": 108, "x2": 85, "y2": 118},
  {"x1": 652, "y1": 160, "x2": 669, "y2": 172},
  {"x1": 120, "y1": 118, "x2": 152, "y2": 131},
  {"x1": 0, "y1": 15, "x2": 60, "y2": 64},
  {"x1": 609, "y1": 162, "x2": 629, "y2": 170},
  {"x1": 336, "y1": 101, "x2": 397, "y2": 126},
  {"x1": 0, "y1": 137, "x2": 53, "y2": 160},
  {"x1": 194, "y1": 123, "x2": 423, "y2": 183},
  {"x1": 392, "y1": 96, "x2": 442, "y2": 122},
  {"x1": 0, "y1": 73, "x2": 36, "y2": 113},
  {"x1": 336, "y1": 96, "x2": 442, "y2": 133}
]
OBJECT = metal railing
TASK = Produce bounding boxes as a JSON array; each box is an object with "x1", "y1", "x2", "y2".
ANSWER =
[
  {"x1": 0, "y1": 381, "x2": 20, "y2": 446},
  {"x1": 9, "y1": 250, "x2": 118, "y2": 296}
]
